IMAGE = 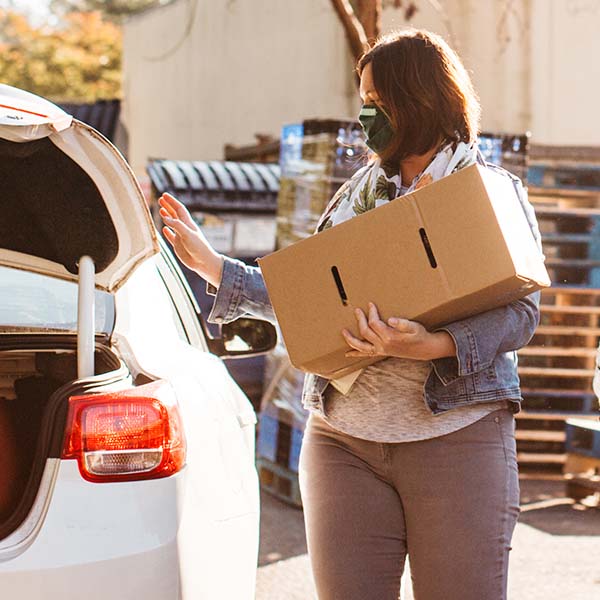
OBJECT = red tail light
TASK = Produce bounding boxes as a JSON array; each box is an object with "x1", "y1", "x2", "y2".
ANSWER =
[{"x1": 62, "y1": 380, "x2": 186, "y2": 483}]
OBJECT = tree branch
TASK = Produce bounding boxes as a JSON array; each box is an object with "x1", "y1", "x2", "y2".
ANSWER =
[
  {"x1": 330, "y1": 0, "x2": 369, "y2": 62},
  {"x1": 357, "y1": 0, "x2": 382, "y2": 43}
]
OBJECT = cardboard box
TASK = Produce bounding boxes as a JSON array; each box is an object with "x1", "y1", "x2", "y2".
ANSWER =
[{"x1": 258, "y1": 164, "x2": 551, "y2": 379}]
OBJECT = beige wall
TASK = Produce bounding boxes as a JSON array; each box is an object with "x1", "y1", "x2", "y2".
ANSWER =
[
  {"x1": 123, "y1": 0, "x2": 600, "y2": 175},
  {"x1": 529, "y1": 0, "x2": 600, "y2": 145},
  {"x1": 383, "y1": 0, "x2": 600, "y2": 146},
  {"x1": 123, "y1": 0, "x2": 356, "y2": 174},
  {"x1": 381, "y1": 0, "x2": 532, "y2": 135}
]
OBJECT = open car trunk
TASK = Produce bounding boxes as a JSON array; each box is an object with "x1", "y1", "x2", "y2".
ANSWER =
[
  {"x1": 0, "y1": 339, "x2": 128, "y2": 541},
  {"x1": 0, "y1": 84, "x2": 158, "y2": 292}
]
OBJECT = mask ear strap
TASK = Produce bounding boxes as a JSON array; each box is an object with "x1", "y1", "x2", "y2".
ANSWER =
[{"x1": 359, "y1": 105, "x2": 378, "y2": 118}]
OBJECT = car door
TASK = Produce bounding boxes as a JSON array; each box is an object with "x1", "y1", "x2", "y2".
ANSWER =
[{"x1": 111, "y1": 252, "x2": 260, "y2": 597}]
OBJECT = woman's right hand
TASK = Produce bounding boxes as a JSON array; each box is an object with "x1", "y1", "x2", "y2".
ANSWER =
[{"x1": 158, "y1": 193, "x2": 224, "y2": 287}]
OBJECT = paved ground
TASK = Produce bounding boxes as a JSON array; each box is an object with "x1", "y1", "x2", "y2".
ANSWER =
[{"x1": 256, "y1": 476, "x2": 600, "y2": 599}]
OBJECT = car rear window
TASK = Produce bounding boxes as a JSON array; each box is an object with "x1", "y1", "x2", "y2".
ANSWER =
[{"x1": 0, "y1": 266, "x2": 115, "y2": 334}]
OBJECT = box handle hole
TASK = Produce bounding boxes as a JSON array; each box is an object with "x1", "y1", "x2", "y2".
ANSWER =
[
  {"x1": 331, "y1": 266, "x2": 348, "y2": 306},
  {"x1": 419, "y1": 228, "x2": 438, "y2": 269}
]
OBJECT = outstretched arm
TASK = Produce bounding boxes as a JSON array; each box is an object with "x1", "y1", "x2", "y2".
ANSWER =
[{"x1": 159, "y1": 193, "x2": 275, "y2": 324}]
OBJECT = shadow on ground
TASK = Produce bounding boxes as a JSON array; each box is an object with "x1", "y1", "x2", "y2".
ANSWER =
[
  {"x1": 518, "y1": 477, "x2": 600, "y2": 536},
  {"x1": 259, "y1": 490, "x2": 307, "y2": 567}
]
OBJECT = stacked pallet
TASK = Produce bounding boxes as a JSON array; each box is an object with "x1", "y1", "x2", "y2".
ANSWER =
[
  {"x1": 516, "y1": 184, "x2": 600, "y2": 470},
  {"x1": 256, "y1": 119, "x2": 366, "y2": 506},
  {"x1": 256, "y1": 346, "x2": 306, "y2": 507}
]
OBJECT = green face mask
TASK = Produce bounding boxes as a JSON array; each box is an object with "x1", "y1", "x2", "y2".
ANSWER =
[{"x1": 358, "y1": 104, "x2": 394, "y2": 154}]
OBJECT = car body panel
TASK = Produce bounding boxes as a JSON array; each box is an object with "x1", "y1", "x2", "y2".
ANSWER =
[
  {"x1": 0, "y1": 84, "x2": 72, "y2": 140},
  {"x1": 0, "y1": 462, "x2": 258, "y2": 599}
]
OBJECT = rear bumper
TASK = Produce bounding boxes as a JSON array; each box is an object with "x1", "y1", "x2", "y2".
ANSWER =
[
  {"x1": 0, "y1": 460, "x2": 259, "y2": 599},
  {"x1": 0, "y1": 541, "x2": 182, "y2": 598}
]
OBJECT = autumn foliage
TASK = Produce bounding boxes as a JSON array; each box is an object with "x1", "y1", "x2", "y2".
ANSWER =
[{"x1": 0, "y1": 10, "x2": 122, "y2": 102}]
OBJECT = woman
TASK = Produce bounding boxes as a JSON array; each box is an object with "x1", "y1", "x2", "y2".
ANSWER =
[{"x1": 160, "y1": 29, "x2": 542, "y2": 600}]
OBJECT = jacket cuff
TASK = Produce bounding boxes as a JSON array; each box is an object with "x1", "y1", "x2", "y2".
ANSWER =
[
  {"x1": 430, "y1": 321, "x2": 491, "y2": 385},
  {"x1": 206, "y1": 257, "x2": 245, "y2": 324}
]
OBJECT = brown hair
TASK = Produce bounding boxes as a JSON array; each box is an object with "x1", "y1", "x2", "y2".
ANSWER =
[{"x1": 357, "y1": 29, "x2": 481, "y2": 163}]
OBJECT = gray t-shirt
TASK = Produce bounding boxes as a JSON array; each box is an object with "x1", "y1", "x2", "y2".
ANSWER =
[{"x1": 322, "y1": 356, "x2": 507, "y2": 443}]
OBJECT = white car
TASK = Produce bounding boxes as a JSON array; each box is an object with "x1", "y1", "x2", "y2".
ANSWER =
[{"x1": 0, "y1": 85, "x2": 276, "y2": 599}]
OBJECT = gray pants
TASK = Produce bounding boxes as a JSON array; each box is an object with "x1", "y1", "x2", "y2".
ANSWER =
[{"x1": 298, "y1": 408, "x2": 520, "y2": 600}]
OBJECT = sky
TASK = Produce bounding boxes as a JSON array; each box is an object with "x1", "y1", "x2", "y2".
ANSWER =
[{"x1": 0, "y1": 0, "x2": 54, "y2": 24}]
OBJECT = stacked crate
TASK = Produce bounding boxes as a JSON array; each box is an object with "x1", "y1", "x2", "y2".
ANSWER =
[
  {"x1": 256, "y1": 119, "x2": 366, "y2": 506},
  {"x1": 515, "y1": 149, "x2": 600, "y2": 470}
]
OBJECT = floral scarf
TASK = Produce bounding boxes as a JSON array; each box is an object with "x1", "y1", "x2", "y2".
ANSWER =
[{"x1": 317, "y1": 141, "x2": 482, "y2": 232}]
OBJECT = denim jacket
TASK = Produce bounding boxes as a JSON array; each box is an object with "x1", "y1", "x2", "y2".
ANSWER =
[{"x1": 207, "y1": 164, "x2": 543, "y2": 416}]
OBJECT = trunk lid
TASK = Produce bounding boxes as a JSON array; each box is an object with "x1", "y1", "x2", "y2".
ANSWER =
[{"x1": 0, "y1": 84, "x2": 158, "y2": 292}]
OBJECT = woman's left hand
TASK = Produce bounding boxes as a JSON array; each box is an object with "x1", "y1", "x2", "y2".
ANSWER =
[{"x1": 342, "y1": 302, "x2": 456, "y2": 361}]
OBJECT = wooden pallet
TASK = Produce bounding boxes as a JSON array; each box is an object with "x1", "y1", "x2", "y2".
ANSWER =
[
  {"x1": 529, "y1": 188, "x2": 600, "y2": 211},
  {"x1": 533, "y1": 201, "x2": 600, "y2": 286},
  {"x1": 531, "y1": 288, "x2": 600, "y2": 356},
  {"x1": 516, "y1": 286, "x2": 600, "y2": 468},
  {"x1": 516, "y1": 412, "x2": 599, "y2": 469}
]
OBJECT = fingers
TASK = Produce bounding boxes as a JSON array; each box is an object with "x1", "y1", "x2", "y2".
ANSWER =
[
  {"x1": 354, "y1": 307, "x2": 381, "y2": 345},
  {"x1": 387, "y1": 316, "x2": 418, "y2": 335},
  {"x1": 342, "y1": 303, "x2": 421, "y2": 358},
  {"x1": 342, "y1": 328, "x2": 377, "y2": 355},
  {"x1": 158, "y1": 192, "x2": 183, "y2": 214},
  {"x1": 158, "y1": 196, "x2": 178, "y2": 219},
  {"x1": 366, "y1": 302, "x2": 390, "y2": 338},
  {"x1": 159, "y1": 193, "x2": 197, "y2": 229},
  {"x1": 159, "y1": 206, "x2": 176, "y2": 224},
  {"x1": 162, "y1": 227, "x2": 196, "y2": 266},
  {"x1": 160, "y1": 211, "x2": 196, "y2": 241},
  {"x1": 162, "y1": 226, "x2": 176, "y2": 245},
  {"x1": 342, "y1": 303, "x2": 381, "y2": 355}
]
